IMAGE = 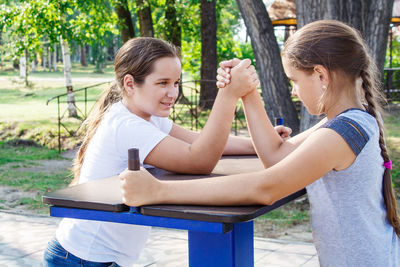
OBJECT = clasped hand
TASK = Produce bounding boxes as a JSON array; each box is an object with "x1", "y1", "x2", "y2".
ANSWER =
[{"x1": 216, "y1": 58, "x2": 259, "y2": 98}]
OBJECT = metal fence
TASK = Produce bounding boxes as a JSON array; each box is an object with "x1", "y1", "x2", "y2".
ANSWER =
[
  {"x1": 47, "y1": 70, "x2": 400, "y2": 152},
  {"x1": 46, "y1": 80, "x2": 247, "y2": 152},
  {"x1": 384, "y1": 67, "x2": 400, "y2": 102}
]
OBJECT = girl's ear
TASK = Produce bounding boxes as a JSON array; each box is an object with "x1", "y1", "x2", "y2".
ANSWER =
[
  {"x1": 313, "y1": 65, "x2": 330, "y2": 87},
  {"x1": 123, "y1": 74, "x2": 135, "y2": 96}
]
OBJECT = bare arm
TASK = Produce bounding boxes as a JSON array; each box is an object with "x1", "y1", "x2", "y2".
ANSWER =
[
  {"x1": 144, "y1": 60, "x2": 258, "y2": 174},
  {"x1": 242, "y1": 90, "x2": 327, "y2": 167},
  {"x1": 120, "y1": 127, "x2": 355, "y2": 207},
  {"x1": 217, "y1": 59, "x2": 326, "y2": 167},
  {"x1": 168, "y1": 124, "x2": 254, "y2": 155},
  {"x1": 169, "y1": 123, "x2": 291, "y2": 156}
]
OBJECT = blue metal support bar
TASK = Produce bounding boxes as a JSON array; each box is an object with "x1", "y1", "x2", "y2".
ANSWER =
[
  {"x1": 50, "y1": 206, "x2": 232, "y2": 234},
  {"x1": 189, "y1": 221, "x2": 254, "y2": 267}
]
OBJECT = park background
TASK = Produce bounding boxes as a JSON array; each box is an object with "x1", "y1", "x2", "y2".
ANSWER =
[{"x1": 0, "y1": 0, "x2": 399, "y2": 241}]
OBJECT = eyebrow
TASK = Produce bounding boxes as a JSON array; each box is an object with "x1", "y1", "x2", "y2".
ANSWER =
[{"x1": 156, "y1": 78, "x2": 181, "y2": 81}]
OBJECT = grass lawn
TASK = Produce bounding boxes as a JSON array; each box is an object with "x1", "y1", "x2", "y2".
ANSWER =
[
  {"x1": 0, "y1": 140, "x2": 72, "y2": 213},
  {"x1": 385, "y1": 105, "x2": 400, "y2": 194}
]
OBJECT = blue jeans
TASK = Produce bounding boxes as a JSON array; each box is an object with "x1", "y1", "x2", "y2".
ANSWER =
[{"x1": 43, "y1": 237, "x2": 121, "y2": 267}]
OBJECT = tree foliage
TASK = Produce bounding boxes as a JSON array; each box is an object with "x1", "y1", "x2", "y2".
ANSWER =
[{"x1": 0, "y1": 0, "x2": 118, "y2": 60}]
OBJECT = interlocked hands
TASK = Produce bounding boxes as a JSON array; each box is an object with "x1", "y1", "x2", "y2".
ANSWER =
[{"x1": 216, "y1": 58, "x2": 259, "y2": 98}]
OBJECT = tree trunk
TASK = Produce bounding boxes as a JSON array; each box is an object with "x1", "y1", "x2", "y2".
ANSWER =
[
  {"x1": 0, "y1": 31, "x2": 2, "y2": 71},
  {"x1": 165, "y1": 0, "x2": 181, "y2": 48},
  {"x1": 80, "y1": 44, "x2": 87, "y2": 67},
  {"x1": 199, "y1": 0, "x2": 218, "y2": 110},
  {"x1": 362, "y1": 0, "x2": 394, "y2": 74},
  {"x1": 295, "y1": 0, "x2": 323, "y2": 131},
  {"x1": 115, "y1": 0, "x2": 135, "y2": 43},
  {"x1": 136, "y1": 0, "x2": 154, "y2": 37},
  {"x1": 42, "y1": 51, "x2": 47, "y2": 69},
  {"x1": 19, "y1": 54, "x2": 26, "y2": 78},
  {"x1": 52, "y1": 43, "x2": 57, "y2": 71},
  {"x1": 31, "y1": 59, "x2": 36, "y2": 72},
  {"x1": 236, "y1": 0, "x2": 300, "y2": 133},
  {"x1": 19, "y1": 50, "x2": 29, "y2": 86},
  {"x1": 296, "y1": 0, "x2": 394, "y2": 131},
  {"x1": 48, "y1": 46, "x2": 52, "y2": 72},
  {"x1": 164, "y1": 0, "x2": 185, "y2": 101},
  {"x1": 60, "y1": 36, "x2": 77, "y2": 118}
]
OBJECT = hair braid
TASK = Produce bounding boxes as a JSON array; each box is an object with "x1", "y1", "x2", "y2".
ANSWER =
[{"x1": 360, "y1": 67, "x2": 400, "y2": 237}]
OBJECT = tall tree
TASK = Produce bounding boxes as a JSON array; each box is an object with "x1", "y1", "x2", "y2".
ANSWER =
[
  {"x1": 163, "y1": 0, "x2": 185, "y2": 101},
  {"x1": 296, "y1": 0, "x2": 394, "y2": 130},
  {"x1": 114, "y1": 0, "x2": 135, "y2": 43},
  {"x1": 80, "y1": 44, "x2": 87, "y2": 66},
  {"x1": 52, "y1": 43, "x2": 57, "y2": 71},
  {"x1": 199, "y1": 0, "x2": 218, "y2": 109},
  {"x1": 19, "y1": 50, "x2": 27, "y2": 84},
  {"x1": 136, "y1": 0, "x2": 154, "y2": 37},
  {"x1": 295, "y1": 0, "x2": 323, "y2": 131},
  {"x1": 164, "y1": 0, "x2": 181, "y2": 48},
  {"x1": 236, "y1": 0, "x2": 300, "y2": 133},
  {"x1": 60, "y1": 36, "x2": 77, "y2": 117}
]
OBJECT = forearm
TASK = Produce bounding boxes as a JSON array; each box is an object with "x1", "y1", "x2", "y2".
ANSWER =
[
  {"x1": 242, "y1": 91, "x2": 326, "y2": 167},
  {"x1": 242, "y1": 90, "x2": 287, "y2": 167},
  {"x1": 158, "y1": 171, "x2": 268, "y2": 206},
  {"x1": 171, "y1": 125, "x2": 255, "y2": 156},
  {"x1": 223, "y1": 135, "x2": 255, "y2": 155},
  {"x1": 188, "y1": 88, "x2": 239, "y2": 168}
]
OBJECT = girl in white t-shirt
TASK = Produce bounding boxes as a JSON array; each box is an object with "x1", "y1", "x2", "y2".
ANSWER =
[{"x1": 43, "y1": 37, "x2": 290, "y2": 267}]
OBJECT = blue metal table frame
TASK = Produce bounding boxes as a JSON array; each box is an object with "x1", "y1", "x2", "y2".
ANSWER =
[
  {"x1": 44, "y1": 156, "x2": 306, "y2": 266},
  {"x1": 49, "y1": 206, "x2": 254, "y2": 267}
]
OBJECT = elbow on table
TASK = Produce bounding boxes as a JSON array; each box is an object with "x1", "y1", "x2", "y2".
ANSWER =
[
  {"x1": 253, "y1": 180, "x2": 280, "y2": 206},
  {"x1": 189, "y1": 161, "x2": 216, "y2": 175},
  {"x1": 256, "y1": 194, "x2": 277, "y2": 206},
  {"x1": 260, "y1": 155, "x2": 284, "y2": 169}
]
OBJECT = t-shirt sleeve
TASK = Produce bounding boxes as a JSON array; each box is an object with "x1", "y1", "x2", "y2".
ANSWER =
[
  {"x1": 116, "y1": 119, "x2": 169, "y2": 164},
  {"x1": 320, "y1": 116, "x2": 370, "y2": 156},
  {"x1": 151, "y1": 116, "x2": 173, "y2": 134}
]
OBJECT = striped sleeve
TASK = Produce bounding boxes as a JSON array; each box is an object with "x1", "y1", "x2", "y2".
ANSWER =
[{"x1": 321, "y1": 116, "x2": 369, "y2": 155}]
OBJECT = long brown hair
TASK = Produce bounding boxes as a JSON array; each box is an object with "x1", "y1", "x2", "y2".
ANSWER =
[
  {"x1": 282, "y1": 20, "x2": 400, "y2": 237},
  {"x1": 71, "y1": 37, "x2": 180, "y2": 185}
]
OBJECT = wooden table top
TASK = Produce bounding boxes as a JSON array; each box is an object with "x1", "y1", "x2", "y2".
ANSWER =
[{"x1": 43, "y1": 156, "x2": 306, "y2": 223}]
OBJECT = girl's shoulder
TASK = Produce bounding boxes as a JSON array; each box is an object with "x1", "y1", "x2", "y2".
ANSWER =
[{"x1": 320, "y1": 109, "x2": 378, "y2": 156}]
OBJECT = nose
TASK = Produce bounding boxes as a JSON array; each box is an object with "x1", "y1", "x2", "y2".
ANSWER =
[{"x1": 167, "y1": 84, "x2": 179, "y2": 99}]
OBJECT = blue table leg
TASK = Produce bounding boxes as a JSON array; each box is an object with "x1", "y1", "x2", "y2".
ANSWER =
[{"x1": 188, "y1": 220, "x2": 254, "y2": 267}]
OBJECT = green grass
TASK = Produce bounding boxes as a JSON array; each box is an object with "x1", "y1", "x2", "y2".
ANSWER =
[
  {"x1": 0, "y1": 61, "x2": 115, "y2": 78},
  {"x1": 0, "y1": 168, "x2": 72, "y2": 192},
  {"x1": 0, "y1": 141, "x2": 72, "y2": 213},
  {"x1": 0, "y1": 141, "x2": 62, "y2": 166},
  {"x1": 385, "y1": 107, "x2": 400, "y2": 194},
  {"x1": 0, "y1": 64, "x2": 111, "y2": 149},
  {"x1": 257, "y1": 204, "x2": 310, "y2": 227}
]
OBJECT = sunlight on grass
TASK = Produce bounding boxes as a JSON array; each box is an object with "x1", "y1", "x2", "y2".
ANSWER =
[{"x1": 0, "y1": 141, "x2": 62, "y2": 166}]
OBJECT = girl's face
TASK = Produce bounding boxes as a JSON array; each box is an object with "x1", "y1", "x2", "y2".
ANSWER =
[
  {"x1": 282, "y1": 57, "x2": 325, "y2": 115},
  {"x1": 129, "y1": 57, "x2": 181, "y2": 120}
]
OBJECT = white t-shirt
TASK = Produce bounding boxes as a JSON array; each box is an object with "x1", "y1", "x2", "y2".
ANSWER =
[{"x1": 56, "y1": 101, "x2": 173, "y2": 267}]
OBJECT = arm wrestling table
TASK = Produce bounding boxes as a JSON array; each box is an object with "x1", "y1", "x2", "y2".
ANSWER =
[{"x1": 43, "y1": 156, "x2": 306, "y2": 267}]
